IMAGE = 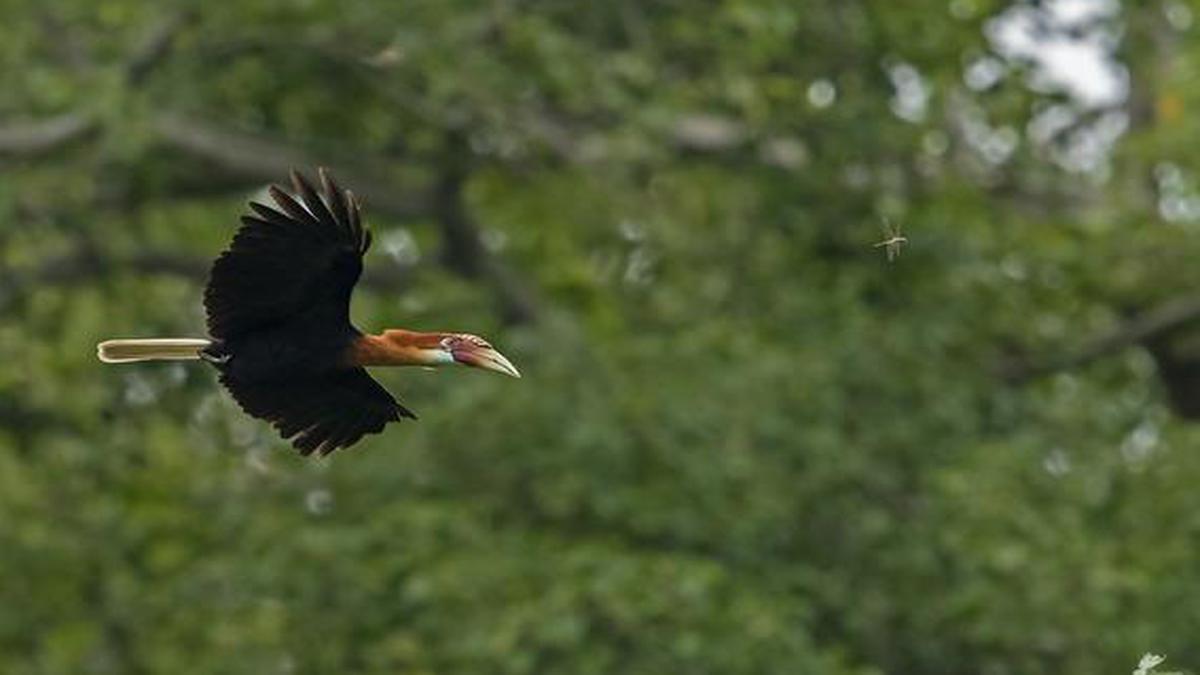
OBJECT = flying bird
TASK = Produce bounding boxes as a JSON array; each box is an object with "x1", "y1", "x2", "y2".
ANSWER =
[
  {"x1": 97, "y1": 168, "x2": 520, "y2": 455},
  {"x1": 873, "y1": 217, "x2": 907, "y2": 262}
]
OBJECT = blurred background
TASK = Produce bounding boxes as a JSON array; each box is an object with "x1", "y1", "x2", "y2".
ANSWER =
[{"x1": 2, "y1": 0, "x2": 1200, "y2": 673}]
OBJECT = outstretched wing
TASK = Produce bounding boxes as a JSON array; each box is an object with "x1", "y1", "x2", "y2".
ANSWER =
[
  {"x1": 221, "y1": 368, "x2": 416, "y2": 455},
  {"x1": 204, "y1": 168, "x2": 373, "y2": 341}
]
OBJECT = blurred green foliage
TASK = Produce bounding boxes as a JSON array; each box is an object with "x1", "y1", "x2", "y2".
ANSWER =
[{"x1": 4, "y1": 1, "x2": 1200, "y2": 673}]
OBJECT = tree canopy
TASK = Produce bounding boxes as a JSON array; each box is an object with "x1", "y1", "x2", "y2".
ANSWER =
[{"x1": 3, "y1": 1, "x2": 1200, "y2": 673}]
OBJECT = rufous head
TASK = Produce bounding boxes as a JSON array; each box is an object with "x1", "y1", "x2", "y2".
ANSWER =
[{"x1": 376, "y1": 329, "x2": 521, "y2": 378}]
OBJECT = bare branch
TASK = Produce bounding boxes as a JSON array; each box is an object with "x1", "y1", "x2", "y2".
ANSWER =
[
  {"x1": 3, "y1": 244, "x2": 415, "y2": 310},
  {"x1": 434, "y1": 133, "x2": 539, "y2": 324},
  {"x1": 0, "y1": 112, "x2": 96, "y2": 156},
  {"x1": 126, "y1": 9, "x2": 198, "y2": 84},
  {"x1": 147, "y1": 120, "x2": 539, "y2": 322},
  {"x1": 0, "y1": 9, "x2": 195, "y2": 157},
  {"x1": 150, "y1": 112, "x2": 430, "y2": 220},
  {"x1": 1003, "y1": 294, "x2": 1200, "y2": 382}
]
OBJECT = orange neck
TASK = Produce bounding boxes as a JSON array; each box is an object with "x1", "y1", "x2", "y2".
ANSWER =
[{"x1": 347, "y1": 331, "x2": 439, "y2": 367}]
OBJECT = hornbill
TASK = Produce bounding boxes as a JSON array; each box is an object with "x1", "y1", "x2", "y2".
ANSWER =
[{"x1": 97, "y1": 168, "x2": 520, "y2": 455}]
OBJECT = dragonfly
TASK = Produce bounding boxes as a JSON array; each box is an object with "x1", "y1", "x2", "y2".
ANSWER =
[{"x1": 873, "y1": 218, "x2": 907, "y2": 262}]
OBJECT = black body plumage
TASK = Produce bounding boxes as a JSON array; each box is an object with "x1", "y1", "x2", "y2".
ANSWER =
[{"x1": 202, "y1": 169, "x2": 414, "y2": 455}]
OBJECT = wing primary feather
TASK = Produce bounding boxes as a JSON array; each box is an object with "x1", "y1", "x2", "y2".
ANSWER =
[
  {"x1": 278, "y1": 417, "x2": 306, "y2": 439},
  {"x1": 320, "y1": 417, "x2": 362, "y2": 456},
  {"x1": 290, "y1": 169, "x2": 340, "y2": 235},
  {"x1": 341, "y1": 408, "x2": 378, "y2": 450},
  {"x1": 294, "y1": 424, "x2": 324, "y2": 455},
  {"x1": 344, "y1": 189, "x2": 369, "y2": 253},
  {"x1": 319, "y1": 417, "x2": 357, "y2": 455},
  {"x1": 268, "y1": 185, "x2": 325, "y2": 236},
  {"x1": 248, "y1": 202, "x2": 301, "y2": 231},
  {"x1": 318, "y1": 168, "x2": 354, "y2": 238}
]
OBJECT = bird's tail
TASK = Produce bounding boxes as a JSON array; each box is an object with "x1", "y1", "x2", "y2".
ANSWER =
[{"x1": 96, "y1": 338, "x2": 212, "y2": 364}]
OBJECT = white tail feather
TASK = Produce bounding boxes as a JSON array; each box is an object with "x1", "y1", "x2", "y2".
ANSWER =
[{"x1": 97, "y1": 338, "x2": 212, "y2": 364}]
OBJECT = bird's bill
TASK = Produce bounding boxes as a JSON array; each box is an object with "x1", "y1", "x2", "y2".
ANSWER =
[{"x1": 452, "y1": 344, "x2": 522, "y2": 378}]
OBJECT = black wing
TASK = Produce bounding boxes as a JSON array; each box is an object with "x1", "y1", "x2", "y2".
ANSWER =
[
  {"x1": 221, "y1": 368, "x2": 417, "y2": 455},
  {"x1": 204, "y1": 168, "x2": 373, "y2": 341}
]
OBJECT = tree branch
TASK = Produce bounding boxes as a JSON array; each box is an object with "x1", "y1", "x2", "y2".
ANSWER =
[
  {"x1": 435, "y1": 132, "x2": 539, "y2": 324},
  {"x1": 1, "y1": 243, "x2": 414, "y2": 311},
  {"x1": 0, "y1": 11, "x2": 190, "y2": 157},
  {"x1": 0, "y1": 112, "x2": 96, "y2": 156},
  {"x1": 150, "y1": 112, "x2": 430, "y2": 220},
  {"x1": 2, "y1": 111, "x2": 538, "y2": 323},
  {"x1": 1002, "y1": 294, "x2": 1200, "y2": 382},
  {"x1": 125, "y1": 9, "x2": 198, "y2": 84}
]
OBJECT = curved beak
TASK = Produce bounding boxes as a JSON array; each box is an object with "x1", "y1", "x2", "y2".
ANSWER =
[{"x1": 451, "y1": 344, "x2": 522, "y2": 378}]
